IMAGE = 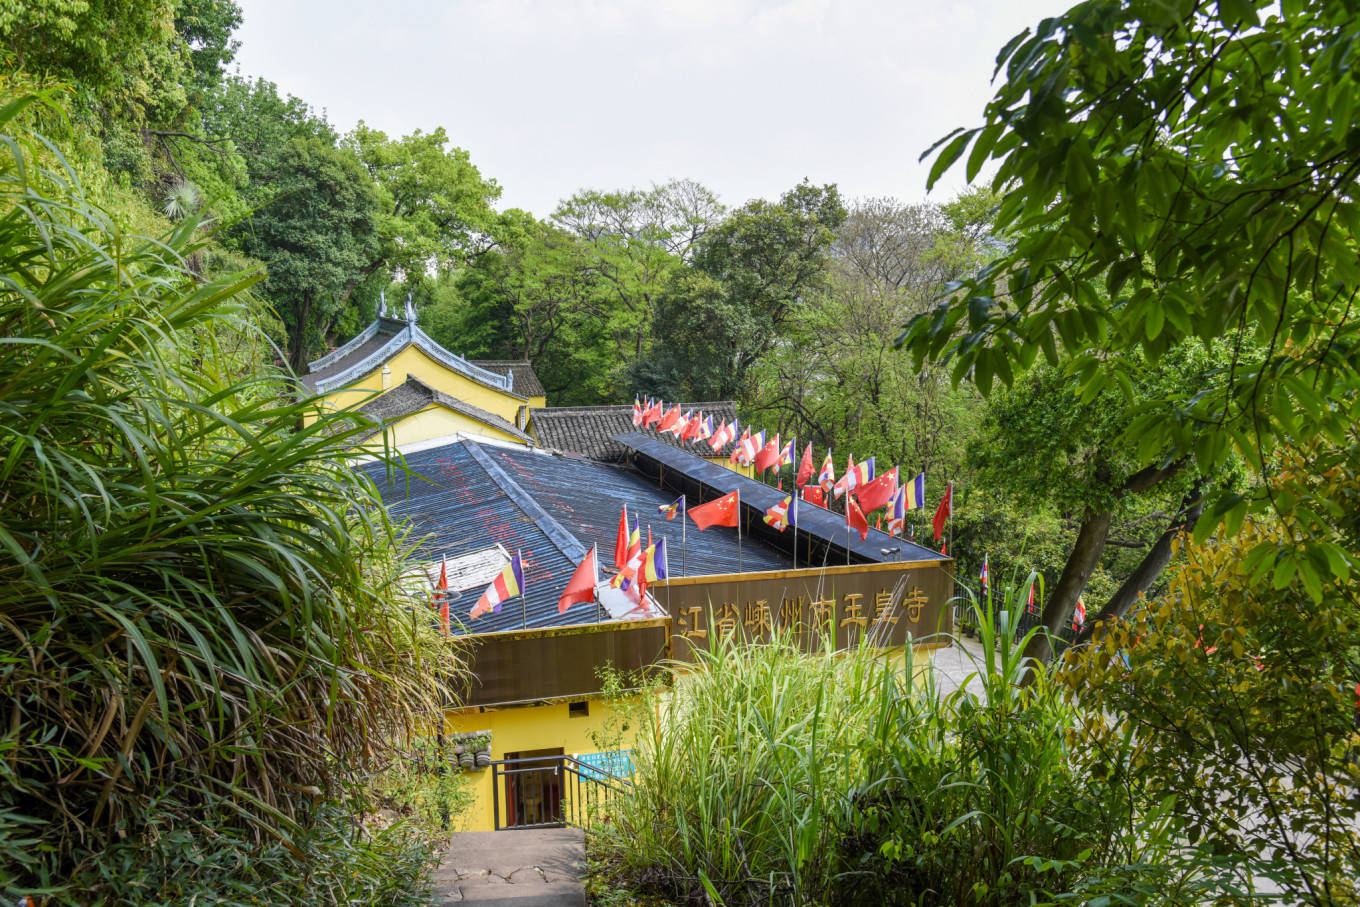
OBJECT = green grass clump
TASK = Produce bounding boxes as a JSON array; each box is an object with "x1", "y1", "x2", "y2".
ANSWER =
[
  {"x1": 592, "y1": 603, "x2": 1181, "y2": 905},
  {"x1": 0, "y1": 94, "x2": 462, "y2": 903}
]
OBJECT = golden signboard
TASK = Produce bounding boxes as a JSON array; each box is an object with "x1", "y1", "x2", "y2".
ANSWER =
[{"x1": 655, "y1": 560, "x2": 953, "y2": 661}]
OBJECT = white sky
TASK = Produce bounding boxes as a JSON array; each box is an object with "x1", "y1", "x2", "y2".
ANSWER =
[{"x1": 232, "y1": 0, "x2": 1067, "y2": 218}]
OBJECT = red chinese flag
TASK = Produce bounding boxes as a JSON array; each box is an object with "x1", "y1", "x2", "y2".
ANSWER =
[
  {"x1": 614, "y1": 505, "x2": 629, "y2": 568},
  {"x1": 643, "y1": 400, "x2": 663, "y2": 427},
  {"x1": 846, "y1": 495, "x2": 869, "y2": 541},
  {"x1": 795, "y1": 443, "x2": 814, "y2": 488},
  {"x1": 932, "y1": 482, "x2": 953, "y2": 542},
  {"x1": 855, "y1": 470, "x2": 898, "y2": 514},
  {"x1": 558, "y1": 546, "x2": 599, "y2": 614},
  {"x1": 752, "y1": 437, "x2": 780, "y2": 474},
  {"x1": 688, "y1": 489, "x2": 740, "y2": 530},
  {"x1": 801, "y1": 486, "x2": 825, "y2": 507}
]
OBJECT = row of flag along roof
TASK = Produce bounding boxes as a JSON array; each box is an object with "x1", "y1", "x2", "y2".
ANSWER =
[{"x1": 633, "y1": 396, "x2": 955, "y2": 546}]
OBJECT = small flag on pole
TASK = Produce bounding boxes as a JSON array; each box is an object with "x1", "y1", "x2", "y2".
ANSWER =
[
  {"x1": 614, "y1": 506, "x2": 630, "y2": 568},
  {"x1": 904, "y1": 472, "x2": 926, "y2": 510},
  {"x1": 932, "y1": 483, "x2": 953, "y2": 542},
  {"x1": 887, "y1": 486, "x2": 906, "y2": 536},
  {"x1": 433, "y1": 556, "x2": 450, "y2": 635},
  {"x1": 632, "y1": 398, "x2": 644, "y2": 426},
  {"x1": 641, "y1": 537, "x2": 668, "y2": 583},
  {"x1": 846, "y1": 495, "x2": 869, "y2": 541},
  {"x1": 689, "y1": 489, "x2": 740, "y2": 529},
  {"x1": 558, "y1": 546, "x2": 599, "y2": 613},
  {"x1": 763, "y1": 494, "x2": 796, "y2": 531},
  {"x1": 818, "y1": 449, "x2": 836, "y2": 492},
  {"x1": 833, "y1": 454, "x2": 857, "y2": 498},
  {"x1": 796, "y1": 443, "x2": 814, "y2": 488},
  {"x1": 658, "y1": 496, "x2": 684, "y2": 520},
  {"x1": 471, "y1": 551, "x2": 525, "y2": 619}
]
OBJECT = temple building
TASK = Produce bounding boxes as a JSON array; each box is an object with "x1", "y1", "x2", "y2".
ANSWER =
[
  {"x1": 300, "y1": 295, "x2": 545, "y2": 447},
  {"x1": 363, "y1": 432, "x2": 953, "y2": 831},
  {"x1": 312, "y1": 296, "x2": 955, "y2": 832}
]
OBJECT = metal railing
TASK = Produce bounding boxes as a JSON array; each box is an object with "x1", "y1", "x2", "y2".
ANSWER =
[{"x1": 490, "y1": 754, "x2": 630, "y2": 831}]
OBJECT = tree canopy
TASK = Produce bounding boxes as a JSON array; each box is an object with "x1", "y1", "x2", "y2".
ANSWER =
[{"x1": 901, "y1": 0, "x2": 1360, "y2": 644}]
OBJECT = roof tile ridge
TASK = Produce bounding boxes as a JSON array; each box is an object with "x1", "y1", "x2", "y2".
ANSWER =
[{"x1": 462, "y1": 441, "x2": 589, "y2": 562}]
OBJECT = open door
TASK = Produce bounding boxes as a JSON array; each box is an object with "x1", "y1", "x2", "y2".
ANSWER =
[{"x1": 502, "y1": 748, "x2": 564, "y2": 828}]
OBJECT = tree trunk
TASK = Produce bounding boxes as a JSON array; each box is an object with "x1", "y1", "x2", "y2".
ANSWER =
[
  {"x1": 1077, "y1": 479, "x2": 1208, "y2": 643},
  {"x1": 287, "y1": 295, "x2": 312, "y2": 377},
  {"x1": 1023, "y1": 509, "x2": 1112, "y2": 668}
]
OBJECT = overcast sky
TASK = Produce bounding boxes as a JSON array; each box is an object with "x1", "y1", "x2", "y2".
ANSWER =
[{"x1": 232, "y1": 0, "x2": 1067, "y2": 218}]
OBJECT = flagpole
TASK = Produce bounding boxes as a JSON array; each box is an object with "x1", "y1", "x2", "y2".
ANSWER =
[
  {"x1": 682, "y1": 497, "x2": 688, "y2": 578},
  {"x1": 737, "y1": 491, "x2": 743, "y2": 574}
]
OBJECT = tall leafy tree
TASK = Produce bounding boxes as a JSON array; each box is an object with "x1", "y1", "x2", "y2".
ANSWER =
[
  {"x1": 646, "y1": 181, "x2": 846, "y2": 399},
  {"x1": 342, "y1": 122, "x2": 500, "y2": 299},
  {"x1": 552, "y1": 180, "x2": 720, "y2": 365},
  {"x1": 452, "y1": 210, "x2": 618, "y2": 403},
  {"x1": 900, "y1": 0, "x2": 1360, "y2": 650},
  {"x1": 236, "y1": 136, "x2": 378, "y2": 373}
]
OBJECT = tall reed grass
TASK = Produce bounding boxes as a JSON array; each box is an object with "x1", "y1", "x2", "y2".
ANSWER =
[
  {"x1": 593, "y1": 597, "x2": 1183, "y2": 905},
  {"x1": 0, "y1": 95, "x2": 461, "y2": 901}
]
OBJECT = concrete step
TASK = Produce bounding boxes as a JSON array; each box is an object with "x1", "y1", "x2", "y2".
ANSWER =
[{"x1": 431, "y1": 828, "x2": 586, "y2": 906}]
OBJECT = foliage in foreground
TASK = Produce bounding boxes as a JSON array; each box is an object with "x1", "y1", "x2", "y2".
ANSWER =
[
  {"x1": 902, "y1": 0, "x2": 1360, "y2": 655},
  {"x1": 1066, "y1": 454, "x2": 1360, "y2": 905},
  {"x1": 592, "y1": 617, "x2": 1181, "y2": 905},
  {"x1": 0, "y1": 98, "x2": 460, "y2": 902}
]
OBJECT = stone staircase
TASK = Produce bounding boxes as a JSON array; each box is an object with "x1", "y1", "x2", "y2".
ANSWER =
[{"x1": 430, "y1": 828, "x2": 587, "y2": 906}]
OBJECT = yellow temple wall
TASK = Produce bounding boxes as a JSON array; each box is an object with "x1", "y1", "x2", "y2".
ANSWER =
[
  {"x1": 356, "y1": 405, "x2": 528, "y2": 452},
  {"x1": 444, "y1": 696, "x2": 642, "y2": 832},
  {"x1": 314, "y1": 346, "x2": 526, "y2": 423}
]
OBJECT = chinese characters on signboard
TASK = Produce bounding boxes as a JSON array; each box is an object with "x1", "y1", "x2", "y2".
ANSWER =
[{"x1": 665, "y1": 565, "x2": 950, "y2": 660}]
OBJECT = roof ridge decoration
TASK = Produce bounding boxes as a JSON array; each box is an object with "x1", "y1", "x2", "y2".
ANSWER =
[
  {"x1": 306, "y1": 311, "x2": 519, "y2": 396},
  {"x1": 462, "y1": 441, "x2": 590, "y2": 562}
]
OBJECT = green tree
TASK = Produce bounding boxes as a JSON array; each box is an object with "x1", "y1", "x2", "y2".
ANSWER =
[
  {"x1": 900, "y1": 0, "x2": 1360, "y2": 645},
  {"x1": 342, "y1": 122, "x2": 500, "y2": 299},
  {"x1": 645, "y1": 181, "x2": 846, "y2": 399},
  {"x1": 236, "y1": 136, "x2": 379, "y2": 373},
  {"x1": 1066, "y1": 460, "x2": 1360, "y2": 902},
  {"x1": 452, "y1": 210, "x2": 618, "y2": 403},
  {"x1": 552, "y1": 179, "x2": 720, "y2": 367},
  {"x1": 972, "y1": 344, "x2": 1242, "y2": 649}
]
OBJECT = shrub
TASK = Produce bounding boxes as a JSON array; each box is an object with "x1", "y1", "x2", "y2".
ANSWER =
[
  {"x1": 1065, "y1": 460, "x2": 1360, "y2": 904},
  {"x1": 0, "y1": 95, "x2": 461, "y2": 902}
]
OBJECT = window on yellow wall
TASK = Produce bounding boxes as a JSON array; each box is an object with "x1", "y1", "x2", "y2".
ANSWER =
[{"x1": 568, "y1": 701, "x2": 589, "y2": 718}]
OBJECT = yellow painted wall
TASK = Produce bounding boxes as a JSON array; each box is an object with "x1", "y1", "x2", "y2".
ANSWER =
[
  {"x1": 317, "y1": 346, "x2": 526, "y2": 423},
  {"x1": 443, "y1": 696, "x2": 641, "y2": 832},
  {"x1": 357, "y1": 405, "x2": 527, "y2": 452},
  {"x1": 711, "y1": 457, "x2": 754, "y2": 478}
]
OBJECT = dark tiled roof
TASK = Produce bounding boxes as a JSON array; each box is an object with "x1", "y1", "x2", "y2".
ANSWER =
[
  {"x1": 357, "y1": 376, "x2": 532, "y2": 443},
  {"x1": 613, "y1": 433, "x2": 952, "y2": 566},
  {"x1": 483, "y1": 446, "x2": 790, "y2": 579},
  {"x1": 301, "y1": 318, "x2": 523, "y2": 399},
  {"x1": 470, "y1": 360, "x2": 546, "y2": 397},
  {"x1": 529, "y1": 401, "x2": 739, "y2": 461},
  {"x1": 302, "y1": 319, "x2": 404, "y2": 390},
  {"x1": 361, "y1": 439, "x2": 793, "y2": 635}
]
